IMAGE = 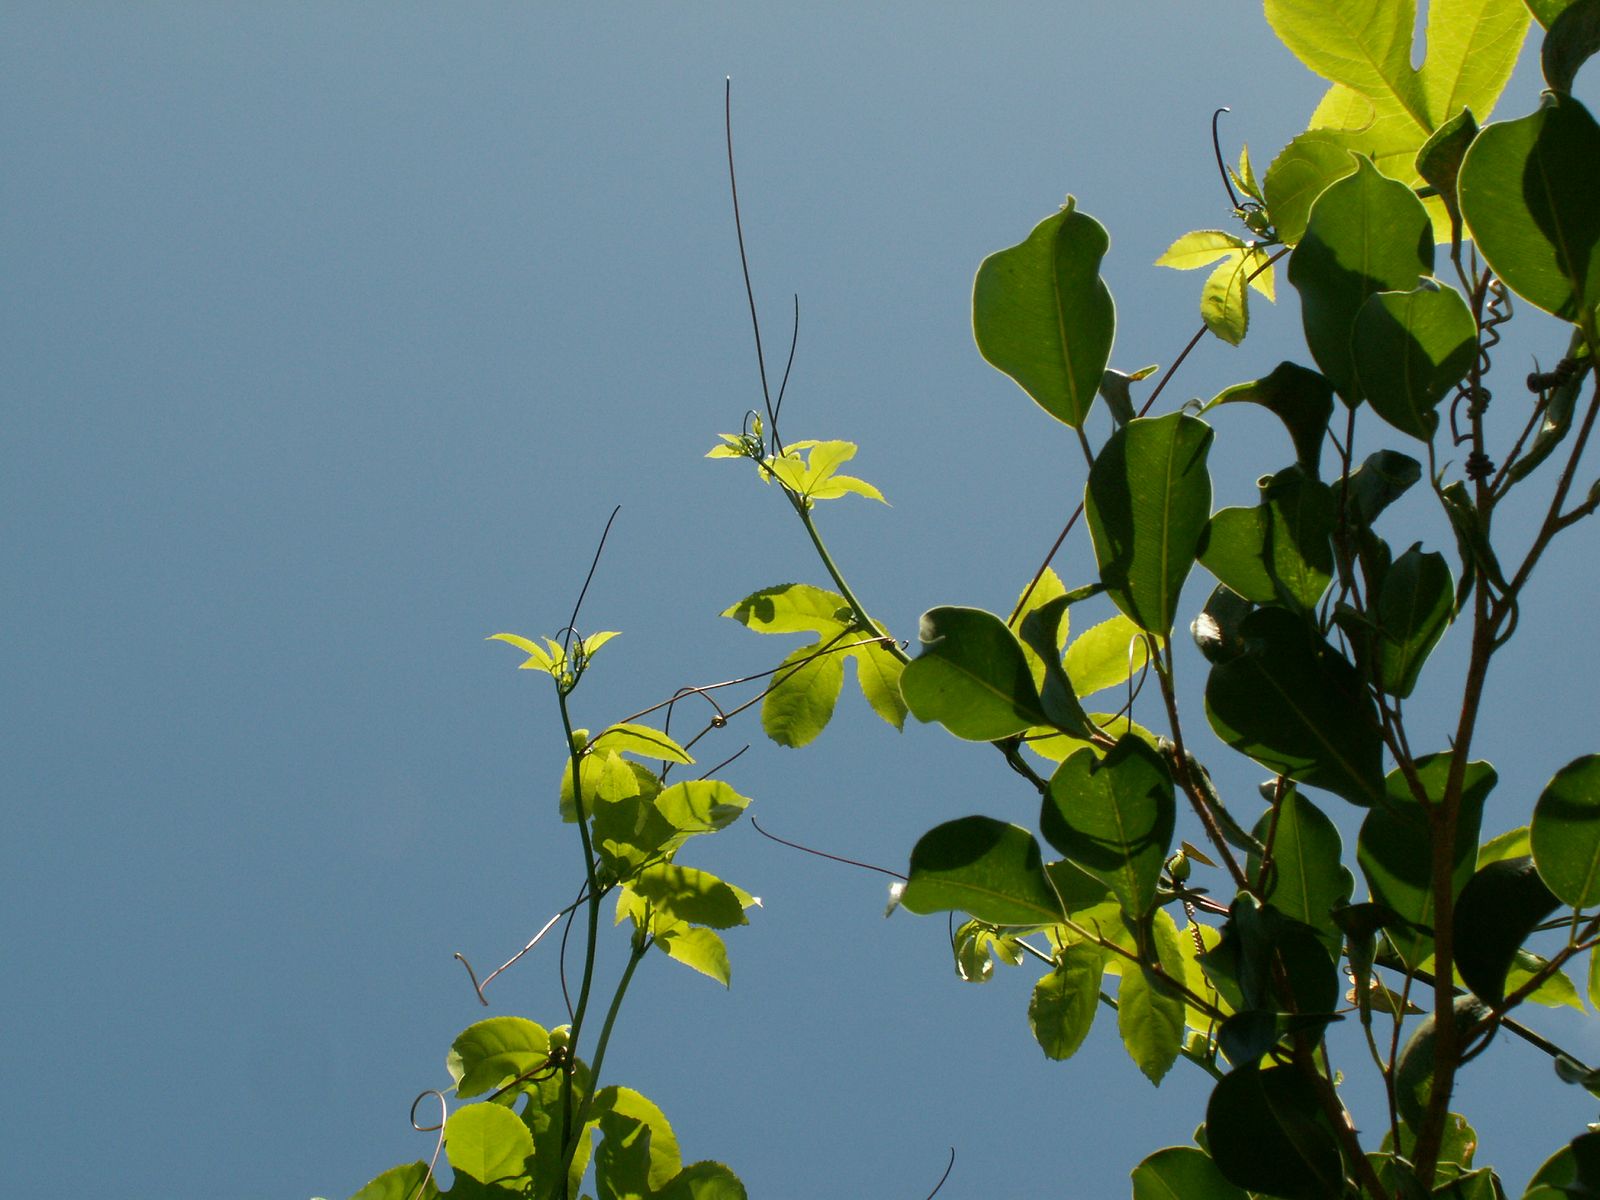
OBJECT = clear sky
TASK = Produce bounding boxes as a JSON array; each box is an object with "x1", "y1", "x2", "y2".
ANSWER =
[{"x1": 6, "y1": 4, "x2": 1600, "y2": 1197}]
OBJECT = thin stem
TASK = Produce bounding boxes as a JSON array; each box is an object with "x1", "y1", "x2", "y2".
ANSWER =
[
  {"x1": 555, "y1": 687, "x2": 605, "y2": 1182},
  {"x1": 787, "y1": 492, "x2": 909, "y2": 663},
  {"x1": 725, "y1": 78, "x2": 777, "y2": 437},
  {"x1": 564, "y1": 934, "x2": 651, "y2": 1174}
]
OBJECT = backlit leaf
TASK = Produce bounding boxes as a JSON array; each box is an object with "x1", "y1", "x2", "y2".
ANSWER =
[
  {"x1": 902, "y1": 816, "x2": 1064, "y2": 925},
  {"x1": 1029, "y1": 942, "x2": 1103, "y2": 1060},
  {"x1": 1118, "y1": 908, "x2": 1187, "y2": 1084},
  {"x1": 445, "y1": 1103, "x2": 534, "y2": 1189},
  {"x1": 1132, "y1": 1146, "x2": 1249, "y2": 1200},
  {"x1": 761, "y1": 641, "x2": 846, "y2": 748},
  {"x1": 1353, "y1": 283, "x2": 1479, "y2": 440},
  {"x1": 901, "y1": 606, "x2": 1046, "y2": 740},
  {"x1": 1532, "y1": 754, "x2": 1600, "y2": 906}
]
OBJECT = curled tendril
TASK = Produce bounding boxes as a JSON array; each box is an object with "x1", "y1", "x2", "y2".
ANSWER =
[{"x1": 408, "y1": 1089, "x2": 449, "y2": 1200}]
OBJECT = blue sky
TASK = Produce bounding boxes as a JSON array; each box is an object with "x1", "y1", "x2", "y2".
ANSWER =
[{"x1": 6, "y1": 4, "x2": 1600, "y2": 1197}]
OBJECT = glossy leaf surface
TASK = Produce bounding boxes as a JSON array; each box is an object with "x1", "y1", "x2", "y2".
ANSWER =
[
  {"x1": 1131, "y1": 1146, "x2": 1249, "y2": 1200},
  {"x1": 973, "y1": 199, "x2": 1115, "y2": 428},
  {"x1": 1353, "y1": 283, "x2": 1478, "y2": 439},
  {"x1": 1085, "y1": 411, "x2": 1214, "y2": 636},
  {"x1": 1205, "y1": 606, "x2": 1384, "y2": 806},
  {"x1": 1455, "y1": 856, "x2": 1561, "y2": 1003},
  {"x1": 1249, "y1": 788, "x2": 1354, "y2": 950},
  {"x1": 448, "y1": 1017, "x2": 551, "y2": 1100},
  {"x1": 901, "y1": 606, "x2": 1045, "y2": 740},
  {"x1": 901, "y1": 817, "x2": 1063, "y2": 925},
  {"x1": 1532, "y1": 754, "x2": 1600, "y2": 906}
]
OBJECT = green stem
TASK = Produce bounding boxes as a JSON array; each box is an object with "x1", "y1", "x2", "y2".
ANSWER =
[
  {"x1": 564, "y1": 935, "x2": 652, "y2": 1174},
  {"x1": 787, "y1": 492, "x2": 908, "y2": 664},
  {"x1": 554, "y1": 686, "x2": 606, "y2": 1194}
]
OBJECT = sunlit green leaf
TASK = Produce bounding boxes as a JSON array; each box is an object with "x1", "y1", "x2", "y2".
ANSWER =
[
  {"x1": 761, "y1": 640, "x2": 846, "y2": 748},
  {"x1": 1085, "y1": 412, "x2": 1214, "y2": 636},
  {"x1": 849, "y1": 640, "x2": 907, "y2": 731},
  {"x1": 973, "y1": 198, "x2": 1116, "y2": 428},
  {"x1": 1064, "y1": 614, "x2": 1153, "y2": 697},
  {"x1": 631, "y1": 864, "x2": 748, "y2": 929},
  {"x1": 592, "y1": 1086, "x2": 682, "y2": 1199},
  {"x1": 722, "y1": 583, "x2": 851, "y2": 636},
  {"x1": 591, "y1": 723, "x2": 693, "y2": 765},
  {"x1": 1017, "y1": 595, "x2": 1098, "y2": 739},
  {"x1": 901, "y1": 606, "x2": 1047, "y2": 740},
  {"x1": 448, "y1": 1017, "x2": 551, "y2": 1100},
  {"x1": 445, "y1": 1103, "x2": 535, "y2": 1189},
  {"x1": 1200, "y1": 466, "x2": 1335, "y2": 614},
  {"x1": 1029, "y1": 942, "x2": 1103, "y2": 1060},
  {"x1": 654, "y1": 780, "x2": 751, "y2": 839},
  {"x1": 349, "y1": 1162, "x2": 439, "y2": 1200},
  {"x1": 1533, "y1": 754, "x2": 1600, "y2": 906},
  {"x1": 1478, "y1": 824, "x2": 1530, "y2": 866},
  {"x1": 653, "y1": 1161, "x2": 748, "y2": 1200},
  {"x1": 1264, "y1": 0, "x2": 1427, "y2": 128},
  {"x1": 1263, "y1": 132, "x2": 1356, "y2": 247},
  {"x1": 901, "y1": 816, "x2": 1064, "y2": 925},
  {"x1": 1508, "y1": 948, "x2": 1585, "y2": 1009},
  {"x1": 655, "y1": 924, "x2": 731, "y2": 987},
  {"x1": 1118, "y1": 908, "x2": 1187, "y2": 1084},
  {"x1": 1131, "y1": 1145, "x2": 1249, "y2": 1200},
  {"x1": 1417, "y1": 108, "x2": 1480, "y2": 241}
]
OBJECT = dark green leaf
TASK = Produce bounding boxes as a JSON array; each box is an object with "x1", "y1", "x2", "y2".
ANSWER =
[
  {"x1": 1130, "y1": 1146, "x2": 1249, "y2": 1200},
  {"x1": 973, "y1": 198, "x2": 1116, "y2": 428},
  {"x1": 1381, "y1": 1112, "x2": 1480, "y2": 1174},
  {"x1": 1339, "y1": 543, "x2": 1456, "y2": 698},
  {"x1": 1201, "y1": 897, "x2": 1339, "y2": 1022},
  {"x1": 1360, "y1": 754, "x2": 1495, "y2": 967},
  {"x1": 1289, "y1": 158, "x2": 1434, "y2": 403},
  {"x1": 1085, "y1": 411, "x2": 1214, "y2": 636},
  {"x1": 1200, "y1": 466, "x2": 1335, "y2": 613},
  {"x1": 901, "y1": 817, "x2": 1064, "y2": 925},
  {"x1": 1249, "y1": 788, "x2": 1354, "y2": 950},
  {"x1": 1506, "y1": 329, "x2": 1591, "y2": 487},
  {"x1": 1394, "y1": 997, "x2": 1491, "y2": 1130},
  {"x1": 1532, "y1": 754, "x2": 1600, "y2": 905},
  {"x1": 1455, "y1": 855, "x2": 1560, "y2": 1006},
  {"x1": 1205, "y1": 606, "x2": 1385, "y2": 806},
  {"x1": 761, "y1": 640, "x2": 846, "y2": 748},
  {"x1": 1017, "y1": 595, "x2": 1098, "y2": 739},
  {"x1": 1545, "y1": 0, "x2": 1600, "y2": 95},
  {"x1": 1526, "y1": 1141, "x2": 1580, "y2": 1200},
  {"x1": 1191, "y1": 585, "x2": 1255, "y2": 665},
  {"x1": 1042, "y1": 736, "x2": 1175, "y2": 919},
  {"x1": 901, "y1": 606, "x2": 1046, "y2": 741},
  {"x1": 1205, "y1": 1066, "x2": 1345, "y2": 1199},
  {"x1": 1210, "y1": 361, "x2": 1334, "y2": 477},
  {"x1": 1028, "y1": 942, "x2": 1103, "y2": 1060},
  {"x1": 1459, "y1": 93, "x2": 1600, "y2": 331},
  {"x1": 1344, "y1": 449, "x2": 1423, "y2": 527},
  {"x1": 1353, "y1": 283, "x2": 1479, "y2": 440},
  {"x1": 1416, "y1": 108, "x2": 1480, "y2": 242}
]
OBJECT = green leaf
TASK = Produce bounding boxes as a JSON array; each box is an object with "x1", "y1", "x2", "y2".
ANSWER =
[
  {"x1": 1205, "y1": 606, "x2": 1385, "y2": 806},
  {"x1": 1200, "y1": 466, "x2": 1335, "y2": 614},
  {"x1": 1156, "y1": 229, "x2": 1253, "y2": 271},
  {"x1": 1478, "y1": 824, "x2": 1530, "y2": 866},
  {"x1": 653, "y1": 1162, "x2": 748, "y2": 1200},
  {"x1": 953, "y1": 919, "x2": 1026, "y2": 982},
  {"x1": 1118, "y1": 908, "x2": 1188, "y2": 1084},
  {"x1": 901, "y1": 816, "x2": 1065, "y2": 925},
  {"x1": 1508, "y1": 947, "x2": 1585, "y2": 1009},
  {"x1": 848, "y1": 639, "x2": 907, "y2": 731},
  {"x1": 1533, "y1": 755, "x2": 1600, "y2": 905},
  {"x1": 1205, "y1": 1065, "x2": 1345, "y2": 1199},
  {"x1": 592, "y1": 1087, "x2": 682, "y2": 1199},
  {"x1": 1264, "y1": 0, "x2": 1428, "y2": 128},
  {"x1": 590, "y1": 723, "x2": 693, "y2": 765},
  {"x1": 973, "y1": 198, "x2": 1116, "y2": 429},
  {"x1": 1526, "y1": 1142, "x2": 1580, "y2": 1200},
  {"x1": 448, "y1": 1017, "x2": 552, "y2": 1100},
  {"x1": 1157, "y1": 232, "x2": 1276, "y2": 345},
  {"x1": 653, "y1": 780, "x2": 750, "y2": 839},
  {"x1": 1453, "y1": 856, "x2": 1559, "y2": 1003},
  {"x1": 1459, "y1": 93, "x2": 1600, "y2": 333},
  {"x1": 1416, "y1": 108, "x2": 1480, "y2": 241},
  {"x1": 1017, "y1": 595, "x2": 1098, "y2": 739},
  {"x1": 1064, "y1": 614, "x2": 1153, "y2": 697},
  {"x1": 901, "y1": 606, "x2": 1046, "y2": 740},
  {"x1": 1085, "y1": 411, "x2": 1215, "y2": 636},
  {"x1": 1042, "y1": 737, "x2": 1175, "y2": 920},
  {"x1": 1345, "y1": 448, "x2": 1423, "y2": 526},
  {"x1": 1249, "y1": 788, "x2": 1354, "y2": 950},
  {"x1": 1545, "y1": 0, "x2": 1600, "y2": 93},
  {"x1": 1395, "y1": 996, "x2": 1491, "y2": 1129},
  {"x1": 655, "y1": 925, "x2": 731, "y2": 986},
  {"x1": 761, "y1": 640, "x2": 846, "y2": 748},
  {"x1": 1028, "y1": 941, "x2": 1103, "y2": 1059},
  {"x1": 1353, "y1": 283, "x2": 1479, "y2": 439},
  {"x1": 349, "y1": 1163, "x2": 439, "y2": 1200},
  {"x1": 1289, "y1": 158, "x2": 1434, "y2": 403},
  {"x1": 1360, "y1": 754, "x2": 1494, "y2": 966},
  {"x1": 445, "y1": 1103, "x2": 535, "y2": 1189},
  {"x1": 1263, "y1": 132, "x2": 1357, "y2": 247},
  {"x1": 1210, "y1": 361, "x2": 1334, "y2": 477},
  {"x1": 764, "y1": 440, "x2": 886, "y2": 506},
  {"x1": 631, "y1": 864, "x2": 749, "y2": 929},
  {"x1": 1377, "y1": 544, "x2": 1456, "y2": 697},
  {"x1": 560, "y1": 751, "x2": 658, "y2": 824},
  {"x1": 722, "y1": 583, "x2": 851, "y2": 636},
  {"x1": 1131, "y1": 1146, "x2": 1249, "y2": 1200}
]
